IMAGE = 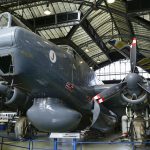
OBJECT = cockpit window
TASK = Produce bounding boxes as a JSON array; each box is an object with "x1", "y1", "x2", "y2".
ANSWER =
[
  {"x1": 0, "y1": 12, "x2": 30, "y2": 30},
  {"x1": 58, "y1": 45, "x2": 74, "y2": 57},
  {"x1": 0, "y1": 14, "x2": 9, "y2": 27}
]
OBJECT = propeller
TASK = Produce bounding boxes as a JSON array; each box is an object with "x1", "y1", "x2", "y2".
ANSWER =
[
  {"x1": 0, "y1": 80, "x2": 27, "y2": 108},
  {"x1": 130, "y1": 38, "x2": 137, "y2": 73},
  {"x1": 92, "y1": 82, "x2": 126, "y2": 103},
  {"x1": 93, "y1": 38, "x2": 149, "y2": 105},
  {"x1": 0, "y1": 81, "x2": 15, "y2": 103},
  {"x1": 138, "y1": 83, "x2": 150, "y2": 94}
]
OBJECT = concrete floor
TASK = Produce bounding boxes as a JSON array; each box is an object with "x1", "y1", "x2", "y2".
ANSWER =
[{"x1": 0, "y1": 131, "x2": 150, "y2": 150}]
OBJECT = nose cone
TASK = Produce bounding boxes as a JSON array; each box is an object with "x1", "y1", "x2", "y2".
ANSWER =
[
  {"x1": 126, "y1": 73, "x2": 141, "y2": 88},
  {"x1": 125, "y1": 73, "x2": 142, "y2": 96},
  {"x1": 0, "y1": 27, "x2": 17, "y2": 76}
]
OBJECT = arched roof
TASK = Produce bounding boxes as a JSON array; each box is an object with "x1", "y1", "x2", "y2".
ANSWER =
[{"x1": 0, "y1": 0, "x2": 149, "y2": 72}]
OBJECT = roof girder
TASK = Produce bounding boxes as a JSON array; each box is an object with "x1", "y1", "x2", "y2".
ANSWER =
[
  {"x1": 98, "y1": 5, "x2": 150, "y2": 31},
  {"x1": 26, "y1": 11, "x2": 80, "y2": 31},
  {"x1": 81, "y1": 19, "x2": 111, "y2": 62},
  {"x1": 1, "y1": 0, "x2": 93, "y2": 10},
  {"x1": 50, "y1": 37, "x2": 97, "y2": 67}
]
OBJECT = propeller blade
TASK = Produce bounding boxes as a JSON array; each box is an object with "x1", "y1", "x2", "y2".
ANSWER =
[
  {"x1": 91, "y1": 99, "x2": 100, "y2": 126},
  {"x1": 138, "y1": 83, "x2": 150, "y2": 94},
  {"x1": 92, "y1": 82, "x2": 126, "y2": 103},
  {"x1": 130, "y1": 38, "x2": 137, "y2": 72}
]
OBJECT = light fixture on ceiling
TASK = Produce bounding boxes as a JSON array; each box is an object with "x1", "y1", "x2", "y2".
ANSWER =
[
  {"x1": 44, "y1": 3, "x2": 51, "y2": 15},
  {"x1": 97, "y1": 60, "x2": 100, "y2": 63},
  {"x1": 85, "y1": 48, "x2": 89, "y2": 52},
  {"x1": 106, "y1": 0, "x2": 115, "y2": 4},
  {"x1": 80, "y1": 61, "x2": 83, "y2": 64},
  {"x1": 85, "y1": 45, "x2": 89, "y2": 52}
]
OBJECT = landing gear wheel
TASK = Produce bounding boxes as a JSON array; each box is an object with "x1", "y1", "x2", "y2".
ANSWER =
[
  {"x1": 25, "y1": 123, "x2": 37, "y2": 139},
  {"x1": 14, "y1": 117, "x2": 28, "y2": 140},
  {"x1": 129, "y1": 121, "x2": 136, "y2": 142},
  {"x1": 129, "y1": 117, "x2": 145, "y2": 144}
]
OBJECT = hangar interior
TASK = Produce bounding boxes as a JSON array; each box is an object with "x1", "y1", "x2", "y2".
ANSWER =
[{"x1": 0, "y1": 0, "x2": 150, "y2": 150}]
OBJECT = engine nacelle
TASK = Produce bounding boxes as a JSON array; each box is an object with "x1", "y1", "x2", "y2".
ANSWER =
[
  {"x1": 0, "y1": 82, "x2": 27, "y2": 108},
  {"x1": 27, "y1": 98, "x2": 82, "y2": 132},
  {"x1": 4, "y1": 87, "x2": 26, "y2": 107}
]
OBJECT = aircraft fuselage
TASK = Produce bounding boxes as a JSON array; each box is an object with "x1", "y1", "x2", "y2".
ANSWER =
[
  {"x1": 0, "y1": 12, "x2": 118, "y2": 133},
  {"x1": 0, "y1": 27, "x2": 97, "y2": 113}
]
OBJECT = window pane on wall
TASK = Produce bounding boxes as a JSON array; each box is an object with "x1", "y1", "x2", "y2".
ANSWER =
[{"x1": 95, "y1": 60, "x2": 150, "y2": 81}]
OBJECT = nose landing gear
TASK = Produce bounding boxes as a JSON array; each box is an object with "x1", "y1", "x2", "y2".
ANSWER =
[{"x1": 122, "y1": 107, "x2": 150, "y2": 144}]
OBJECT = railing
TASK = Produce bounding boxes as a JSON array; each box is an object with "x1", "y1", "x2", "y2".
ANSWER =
[
  {"x1": 55, "y1": 140, "x2": 150, "y2": 150},
  {"x1": 0, "y1": 135, "x2": 150, "y2": 150},
  {"x1": 0, "y1": 135, "x2": 51, "y2": 150}
]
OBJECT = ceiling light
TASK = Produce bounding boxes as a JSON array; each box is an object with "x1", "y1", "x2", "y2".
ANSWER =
[
  {"x1": 80, "y1": 61, "x2": 83, "y2": 64},
  {"x1": 85, "y1": 48, "x2": 89, "y2": 52},
  {"x1": 106, "y1": 0, "x2": 115, "y2": 4},
  {"x1": 44, "y1": 8, "x2": 51, "y2": 15},
  {"x1": 97, "y1": 60, "x2": 100, "y2": 63},
  {"x1": 44, "y1": 3, "x2": 51, "y2": 15},
  {"x1": 85, "y1": 45, "x2": 89, "y2": 52}
]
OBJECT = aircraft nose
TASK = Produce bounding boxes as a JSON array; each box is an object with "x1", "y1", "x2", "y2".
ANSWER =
[
  {"x1": 125, "y1": 73, "x2": 142, "y2": 96},
  {"x1": 0, "y1": 27, "x2": 16, "y2": 76},
  {"x1": 126, "y1": 73, "x2": 141, "y2": 89}
]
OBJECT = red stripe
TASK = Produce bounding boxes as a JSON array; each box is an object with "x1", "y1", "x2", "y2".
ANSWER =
[
  {"x1": 93, "y1": 94, "x2": 101, "y2": 100},
  {"x1": 98, "y1": 97, "x2": 105, "y2": 104},
  {"x1": 132, "y1": 38, "x2": 136, "y2": 47},
  {"x1": 92, "y1": 94, "x2": 105, "y2": 104}
]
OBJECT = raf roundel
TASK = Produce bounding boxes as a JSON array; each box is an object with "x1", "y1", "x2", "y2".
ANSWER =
[{"x1": 49, "y1": 50, "x2": 56, "y2": 63}]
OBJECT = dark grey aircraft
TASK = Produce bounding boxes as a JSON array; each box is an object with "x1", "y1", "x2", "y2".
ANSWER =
[
  {"x1": 0, "y1": 12, "x2": 149, "y2": 141},
  {"x1": 0, "y1": 12, "x2": 117, "y2": 136}
]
